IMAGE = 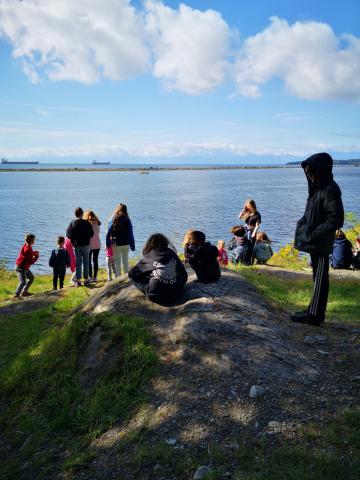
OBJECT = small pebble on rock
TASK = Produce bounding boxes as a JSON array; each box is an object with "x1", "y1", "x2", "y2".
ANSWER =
[
  {"x1": 304, "y1": 335, "x2": 328, "y2": 345},
  {"x1": 268, "y1": 421, "x2": 281, "y2": 429},
  {"x1": 193, "y1": 465, "x2": 212, "y2": 480},
  {"x1": 250, "y1": 385, "x2": 265, "y2": 398},
  {"x1": 165, "y1": 437, "x2": 177, "y2": 446}
]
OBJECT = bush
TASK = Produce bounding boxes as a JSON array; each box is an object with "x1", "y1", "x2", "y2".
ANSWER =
[
  {"x1": 0, "y1": 258, "x2": 15, "y2": 279},
  {"x1": 270, "y1": 244, "x2": 307, "y2": 269}
]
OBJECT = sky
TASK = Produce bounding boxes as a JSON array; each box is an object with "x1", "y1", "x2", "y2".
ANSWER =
[{"x1": 0, "y1": 0, "x2": 360, "y2": 164}]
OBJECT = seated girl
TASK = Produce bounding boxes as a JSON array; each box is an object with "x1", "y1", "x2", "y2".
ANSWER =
[
  {"x1": 128, "y1": 233, "x2": 188, "y2": 305},
  {"x1": 253, "y1": 232, "x2": 273, "y2": 264},
  {"x1": 228, "y1": 226, "x2": 251, "y2": 265},
  {"x1": 352, "y1": 235, "x2": 360, "y2": 270},
  {"x1": 330, "y1": 229, "x2": 353, "y2": 269}
]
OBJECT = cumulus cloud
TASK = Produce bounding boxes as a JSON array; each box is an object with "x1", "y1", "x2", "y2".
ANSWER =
[
  {"x1": 1, "y1": 2, "x2": 360, "y2": 100},
  {"x1": 0, "y1": 0, "x2": 149, "y2": 83},
  {"x1": 145, "y1": 0, "x2": 231, "y2": 94},
  {"x1": 234, "y1": 16, "x2": 360, "y2": 101}
]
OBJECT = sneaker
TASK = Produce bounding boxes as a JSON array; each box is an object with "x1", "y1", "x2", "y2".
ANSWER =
[
  {"x1": 307, "y1": 314, "x2": 325, "y2": 326},
  {"x1": 290, "y1": 311, "x2": 308, "y2": 323},
  {"x1": 21, "y1": 292, "x2": 33, "y2": 297},
  {"x1": 13, "y1": 294, "x2": 22, "y2": 300},
  {"x1": 70, "y1": 281, "x2": 82, "y2": 287},
  {"x1": 84, "y1": 279, "x2": 91, "y2": 285}
]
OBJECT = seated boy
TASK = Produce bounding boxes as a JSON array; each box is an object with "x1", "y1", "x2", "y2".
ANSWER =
[
  {"x1": 228, "y1": 226, "x2": 251, "y2": 265},
  {"x1": 187, "y1": 231, "x2": 221, "y2": 283}
]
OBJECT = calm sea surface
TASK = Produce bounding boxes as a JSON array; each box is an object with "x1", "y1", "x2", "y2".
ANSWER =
[{"x1": 0, "y1": 167, "x2": 359, "y2": 273}]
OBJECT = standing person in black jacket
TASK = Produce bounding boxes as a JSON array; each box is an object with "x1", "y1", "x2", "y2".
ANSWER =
[
  {"x1": 49, "y1": 236, "x2": 70, "y2": 290},
  {"x1": 293, "y1": 152, "x2": 344, "y2": 325},
  {"x1": 66, "y1": 207, "x2": 94, "y2": 286},
  {"x1": 128, "y1": 233, "x2": 187, "y2": 305},
  {"x1": 187, "y1": 230, "x2": 221, "y2": 283},
  {"x1": 106, "y1": 204, "x2": 135, "y2": 277}
]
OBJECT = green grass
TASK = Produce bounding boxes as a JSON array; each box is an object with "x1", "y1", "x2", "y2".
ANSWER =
[{"x1": 0, "y1": 286, "x2": 157, "y2": 479}]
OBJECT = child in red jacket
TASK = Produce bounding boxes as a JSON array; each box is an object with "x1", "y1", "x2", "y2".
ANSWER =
[{"x1": 14, "y1": 233, "x2": 39, "y2": 299}]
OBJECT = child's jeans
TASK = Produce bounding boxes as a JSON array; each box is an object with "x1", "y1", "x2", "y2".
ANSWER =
[
  {"x1": 53, "y1": 268, "x2": 66, "y2": 289},
  {"x1": 15, "y1": 267, "x2": 34, "y2": 295},
  {"x1": 106, "y1": 256, "x2": 116, "y2": 280}
]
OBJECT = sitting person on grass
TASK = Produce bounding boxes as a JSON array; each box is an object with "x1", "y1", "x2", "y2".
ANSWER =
[
  {"x1": 186, "y1": 230, "x2": 220, "y2": 283},
  {"x1": 228, "y1": 226, "x2": 251, "y2": 265},
  {"x1": 352, "y1": 235, "x2": 360, "y2": 270},
  {"x1": 128, "y1": 233, "x2": 187, "y2": 305},
  {"x1": 330, "y1": 229, "x2": 353, "y2": 269},
  {"x1": 253, "y1": 232, "x2": 273, "y2": 265}
]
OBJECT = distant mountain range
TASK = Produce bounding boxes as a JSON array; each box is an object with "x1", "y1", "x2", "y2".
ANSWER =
[{"x1": 286, "y1": 159, "x2": 360, "y2": 166}]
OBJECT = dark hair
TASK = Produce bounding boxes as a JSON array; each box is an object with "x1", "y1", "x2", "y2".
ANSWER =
[
  {"x1": 231, "y1": 225, "x2": 245, "y2": 238},
  {"x1": 25, "y1": 233, "x2": 35, "y2": 243},
  {"x1": 190, "y1": 230, "x2": 206, "y2": 244},
  {"x1": 75, "y1": 207, "x2": 83, "y2": 218},
  {"x1": 142, "y1": 233, "x2": 170, "y2": 255},
  {"x1": 58, "y1": 235, "x2": 65, "y2": 245},
  {"x1": 256, "y1": 231, "x2": 271, "y2": 243}
]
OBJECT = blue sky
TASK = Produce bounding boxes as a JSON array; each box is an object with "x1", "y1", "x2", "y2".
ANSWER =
[{"x1": 0, "y1": 0, "x2": 360, "y2": 164}]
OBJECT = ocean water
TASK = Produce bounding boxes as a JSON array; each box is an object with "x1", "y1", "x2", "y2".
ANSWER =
[{"x1": 0, "y1": 166, "x2": 359, "y2": 273}]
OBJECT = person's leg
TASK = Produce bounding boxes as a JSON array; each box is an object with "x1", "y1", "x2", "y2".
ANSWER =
[
  {"x1": 83, "y1": 246, "x2": 90, "y2": 281},
  {"x1": 113, "y1": 245, "x2": 122, "y2": 277},
  {"x1": 111, "y1": 258, "x2": 116, "y2": 278},
  {"x1": 93, "y1": 249, "x2": 100, "y2": 279},
  {"x1": 59, "y1": 269, "x2": 66, "y2": 289},
  {"x1": 22, "y1": 269, "x2": 34, "y2": 293},
  {"x1": 106, "y1": 257, "x2": 112, "y2": 280},
  {"x1": 53, "y1": 269, "x2": 58, "y2": 290},
  {"x1": 75, "y1": 247, "x2": 82, "y2": 281},
  {"x1": 88, "y1": 249, "x2": 93, "y2": 279},
  {"x1": 15, "y1": 267, "x2": 26, "y2": 296},
  {"x1": 120, "y1": 245, "x2": 129, "y2": 274},
  {"x1": 308, "y1": 255, "x2": 329, "y2": 322}
]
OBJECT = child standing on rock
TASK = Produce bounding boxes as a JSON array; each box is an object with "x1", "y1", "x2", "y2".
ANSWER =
[
  {"x1": 49, "y1": 236, "x2": 70, "y2": 290},
  {"x1": 14, "y1": 233, "x2": 39, "y2": 299},
  {"x1": 105, "y1": 243, "x2": 116, "y2": 281}
]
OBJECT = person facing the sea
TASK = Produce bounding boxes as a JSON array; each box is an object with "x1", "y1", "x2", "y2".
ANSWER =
[
  {"x1": 128, "y1": 233, "x2": 187, "y2": 305},
  {"x1": 253, "y1": 232, "x2": 273, "y2": 265},
  {"x1": 14, "y1": 233, "x2": 39, "y2": 299},
  {"x1": 186, "y1": 230, "x2": 221, "y2": 283},
  {"x1": 330, "y1": 229, "x2": 353, "y2": 270},
  {"x1": 49, "y1": 236, "x2": 70, "y2": 290},
  {"x1": 106, "y1": 204, "x2": 135, "y2": 277},
  {"x1": 66, "y1": 207, "x2": 94, "y2": 287},
  {"x1": 292, "y1": 152, "x2": 344, "y2": 326},
  {"x1": 84, "y1": 210, "x2": 101, "y2": 282}
]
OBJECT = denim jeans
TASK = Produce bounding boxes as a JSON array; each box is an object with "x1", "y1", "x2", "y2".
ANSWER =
[
  {"x1": 15, "y1": 267, "x2": 34, "y2": 295},
  {"x1": 75, "y1": 245, "x2": 90, "y2": 280},
  {"x1": 113, "y1": 245, "x2": 129, "y2": 277}
]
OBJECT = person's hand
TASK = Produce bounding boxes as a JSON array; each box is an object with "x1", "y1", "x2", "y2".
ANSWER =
[{"x1": 34, "y1": 250, "x2": 39, "y2": 257}]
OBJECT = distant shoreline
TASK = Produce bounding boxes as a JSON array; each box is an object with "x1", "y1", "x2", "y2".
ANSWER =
[{"x1": 0, "y1": 165, "x2": 297, "y2": 173}]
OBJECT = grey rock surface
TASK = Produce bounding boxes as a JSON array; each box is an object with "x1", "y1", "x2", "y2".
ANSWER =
[{"x1": 193, "y1": 465, "x2": 212, "y2": 479}]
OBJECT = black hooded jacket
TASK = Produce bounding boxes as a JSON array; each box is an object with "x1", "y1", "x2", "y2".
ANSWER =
[
  {"x1": 294, "y1": 153, "x2": 344, "y2": 256},
  {"x1": 188, "y1": 241, "x2": 221, "y2": 283},
  {"x1": 128, "y1": 247, "x2": 188, "y2": 305}
]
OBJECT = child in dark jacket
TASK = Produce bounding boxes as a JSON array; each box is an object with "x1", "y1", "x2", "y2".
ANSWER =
[
  {"x1": 228, "y1": 226, "x2": 251, "y2": 265},
  {"x1": 186, "y1": 231, "x2": 221, "y2": 283},
  {"x1": 14, "y1": 233, "x2": 39, "y2": 299},
  {"x1": 49, "y1": 236, "x2": 71, "y2": 290},
  {"x1": 330, "y1": 229, "x2": 353, "y2": 269},
  {"x1": 253, "y1": 232, "x2": 273, "y2": 264},
  {"x1": 128, "y1": 233, "x2": 188, "y2": 305}
]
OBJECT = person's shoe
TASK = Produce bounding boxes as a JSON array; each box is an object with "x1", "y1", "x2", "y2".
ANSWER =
[
  {"x1": 307, "y1": 314, "x2": 325, "y2": 326},
  {"x1": 290, "y1": 311, "x2": 308, "y2": 323},
  {"x1": 84, "y1": 278, "x2": 91, "y2": 285},
  {"x1": 70, "y1": 280, "x2": 82, "y2": 287},
  {"x1": 13, "y1": 294, "x2": 22, "y2": 300},
  {"x1": 21, "y1": 291, "x2": 33, "y2": 297}
]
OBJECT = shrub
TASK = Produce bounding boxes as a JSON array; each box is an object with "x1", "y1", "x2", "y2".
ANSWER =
[
  {"x1": 270, "y1": 244, "x2": 307, "y2": 269},
  {"x1": 0, "y1": 258, "x2": 15, "y2": 279}
]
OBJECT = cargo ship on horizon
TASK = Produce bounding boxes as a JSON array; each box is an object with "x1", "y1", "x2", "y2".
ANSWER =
[
  {"x1": 92, "y1": 160, "x2": 111, "y2": 165},
  {"x1": 1, "y1": 158, "x2": 39, "y2": 165}
]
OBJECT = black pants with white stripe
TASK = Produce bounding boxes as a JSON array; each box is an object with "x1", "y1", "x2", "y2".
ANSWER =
[{"x1": 308, "y1": 254, "x2": 329, "y2": 319}]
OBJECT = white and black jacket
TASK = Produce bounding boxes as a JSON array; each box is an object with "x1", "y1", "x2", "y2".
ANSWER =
[{"x1": 128, "y1": 248, "x2": 188, "y2": 304}]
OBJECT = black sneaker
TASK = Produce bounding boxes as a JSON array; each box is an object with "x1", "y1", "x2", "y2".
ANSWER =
[
  {"x1": 307, "y1": 314, "x2": 325, "y2": 326},
  {"x1": 290, "y1": 311, "x2": 308, "y2": 323}
]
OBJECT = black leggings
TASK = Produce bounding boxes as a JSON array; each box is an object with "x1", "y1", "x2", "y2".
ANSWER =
[
  {"x1": 89, "y1": 249, "x2": 100, "y2": 278},
  {"x1": 53, "y1": 268, "x2": 66, "y2": 290}
]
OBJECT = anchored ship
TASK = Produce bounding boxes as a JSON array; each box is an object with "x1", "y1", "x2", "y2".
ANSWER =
[
  {"x1": 92, "y1": 160, "x2": 111, "y2": 165},
  {"x1": 1, "y1": 158, "x2": 39, "y2": 165}
]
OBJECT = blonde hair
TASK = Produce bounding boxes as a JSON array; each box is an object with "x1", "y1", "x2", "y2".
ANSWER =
[
  {"x1": 335, "y1": 229, "x2": 345, "y2": 239},
  {"x1": 217, "y1": 240, "x2": 225, "y2": 249},
  {"x1": 84, "y1": 210, "x2": 99, "y2": 223},
  {"x1": 182, "y1": 229, "x2": 194, "y2": 247},
  {"x1": 256, "y1": 231, "x2": 271, "y2": 243},
  {"x1": 240, "y1": 199, "x2": 257, "y2": 221}
]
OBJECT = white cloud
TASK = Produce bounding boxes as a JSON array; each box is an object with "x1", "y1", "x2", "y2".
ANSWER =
[
  {"x1": 0, "y1": 0, "x2": 149, "y2": 83},
  {"x1": 234, "y1": 16, "x2": 360, "y2": 101},
  {"x1": 145, "y1": 0, "x2": 231, "y2": 94}
]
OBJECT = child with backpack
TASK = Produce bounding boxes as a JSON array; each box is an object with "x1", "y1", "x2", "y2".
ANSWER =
[
  {"x1": 228, "y1": 226, "x2": 251, "y2": 265},
  {"x1": 49, "y1": 236, "x2": 71, "y2": 290},
  {"x1": 128, "y1": 233, "x2": 187, "y2": 305},
  {"x1": 186, "y1": 230, "x2": 221, "y2": 283},
  {"x1": 14, "y1": 233, "x2": 39, "y2": 299},
  {"x1": 253, "y1": 232, "x2": 273, "y2": 265}
]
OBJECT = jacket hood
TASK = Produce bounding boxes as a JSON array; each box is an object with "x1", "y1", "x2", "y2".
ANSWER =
[
  {"x1": 146, "y1": 247, "x2": 176, "y2": 263},
  {"x1": 301, "y1": 152, "x2": 333, "y2": 195}
]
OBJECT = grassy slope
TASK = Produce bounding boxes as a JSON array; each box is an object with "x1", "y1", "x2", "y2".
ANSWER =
[{"x1": 0, "y1": 262, "x2": 359, "y2": 479}]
